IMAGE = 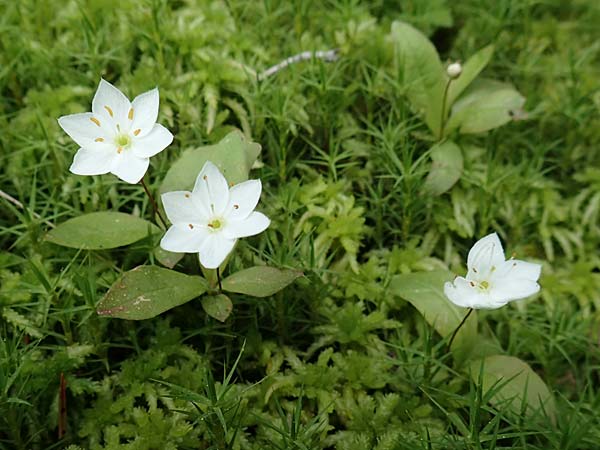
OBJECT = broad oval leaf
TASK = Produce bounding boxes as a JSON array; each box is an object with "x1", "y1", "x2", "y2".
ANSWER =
[
  {"x1": 388, "y1": 270, "x2": 477, "y2": 354},
  {"x1": 445, "y1": 79, "x2": 525, "y2": 135},
  {"x1": 468, "y1": 355, "x2": 556, "y2": 422},
  {"x1": 423, "y1": 140, "x2": 463, "y2": 195},
  {"x1": 447, "y1": 44, "x2": 495, "y2": 108},
  {"x1": 46, "y1": 212, "x2": 160, "y2": 250},
  {"x1": 388, "y1": 21, "x2": 445, "y2": 136},
  {"x1": 160, "y1": 130, "x2": 261, "y2": 195},
  {"x1": 97, "y1": 266, "x2": 208, "y2": 320},
  {"x1": 222, "y1": 266, "x2": 303, "y2": 298},
  {"x1": 201, "y1": 293, "x2": 233, "y2": 322}
]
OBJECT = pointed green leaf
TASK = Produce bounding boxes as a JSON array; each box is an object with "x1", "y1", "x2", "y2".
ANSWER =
[
  {"x1": 388, "y1": 271, "x2": 477, "y2": 354},
  {"x1": 469, "y1": 355, "x2": 556, "y2": 422},
  {"x1": 388, "y1": 21, "x2": 445, "y2": 136},
  {"x1": 160, "y1": 130, "x2": 261, "y2": 195},
  {"x1": 447, "y1": 44, "x2": 495, "y2": 107},
  {"x1": 222, "y1": 266, "x2": 303, "y2": 297},
  {"x1": 97, "y1": 266, "x2": 208, "y2": 320},
  {"x1": 46, "y1": 212, "x2": 160, "y2": 250},
  {"x1": 201, "y1": 294, "x2": 233, "y2": 322},
  {"x1": 445, "y1": 79, "x2": 525, "y2": 135},
  {"x1": 423, "y1": 140, "x2": 463, "y2": 195}
]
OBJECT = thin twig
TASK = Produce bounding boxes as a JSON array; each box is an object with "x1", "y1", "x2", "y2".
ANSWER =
[
  {"x1": 0, "y1": 188, "x2": 55, "y2": 228},
  {"x1": 140, "y1": 178, "x2": 168, "y2": 229},
  {"x1": 447, "y1": 308, "x2": 474, "y2": 351},
  {"x1": 258, "y1": 49, "x2": 339, "y2": 81}
]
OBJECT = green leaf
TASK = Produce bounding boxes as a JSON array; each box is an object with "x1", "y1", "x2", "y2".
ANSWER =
[
  {"x1": 388, "y1": 271, "x2": 477, "y2": 354},
  {"x1": 46, "y1": 212, "x2": 160, "y2": 250},
  {"x1": 160, "y1": 130, "x2": 261, "y2": 195},
  {"x1": 445, "y1": 79, "x2": 525, "y2": 135},
  {"x1": 423, "y1": 140, "x2": 463, "y2": 195},
  {"x1": 447, "y1": 44, "x2": 495, "y2": 107},
  {"x1": 97, "y1": 266, "x2": 208, "y2": 320},
  {"x1": 221, "y1": 266, "x2": 303, "y2": 297},
  {"x1": 201, "y1": 294, "x2": 233, "y2": 322},
  {"x1": 388, "y1": 21, "x2": 445, "y2": 136},
  {"x1": 469, "y1": 355, "x2": 556, "y2": 422},
  {"x1": 153, "y1": 247, "x2": 184, "y2": 269}
]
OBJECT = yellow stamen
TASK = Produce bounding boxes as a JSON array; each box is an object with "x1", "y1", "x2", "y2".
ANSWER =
[
  {"x1": 133, "y1": 129, "x2": 141, "y2": 136},
  {"x1": 95, "y1": 137, "x2": 104, "y2": 142},
  {"x1": 117, "y1": 147, "x2": 123, "y2": 154},
  {"x1": 104, "y1": 105, "x2": 113, "y2": 117},
  {"x1": 90, "y1": 117, "x2": 101, "y2": 127},
  {"x1": 233, "y1": 204, "x2": 239, "y2": 209},
  {"x1": 203, "y1": 175, "x2": 208, "y2": 180},
  {"x1": 128, "y1": 108, "x2": 134, "y2": 120},
  {"x1": 188, "y1": 224, "x2": 194, "y2": 229},
  {"x1": 184, "y1": 193, "x2": 190, "y2": 198}
]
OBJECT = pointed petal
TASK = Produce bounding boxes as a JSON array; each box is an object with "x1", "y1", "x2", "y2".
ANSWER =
[
  {"x1": 160, "y1": 224, "x2": 209, "y2": 253},
  {"x1": 58, "y1": 113, "x2": 112, "y2": 151},
  {"x1": 224, "y1": 212, "x2": 270, "y2": 239},
  {"x1": 467, "y1": 233, "x2": 505, "y2": 274},
  {"x1": 92, "y1": 79, "x2": 131, "y2": 129},
  {"x1": 69, "y1": 147, "x2": 115, "y2": 176},
  {"x1": 193, "y1": 161, "x2": 230, "y2": 216},
  {"x1": 198, "y1": 234, "x2": 236, "y2": 269},
  {"x1": 110, "y1": 152, "x2": 149, "y2": 184},
  {"x1": 131, "y1": 124, "x2": 173, "y2": 158},
  {"x1": 490, "y1": 277, "x2": 540, "y2": 303},
  {"x1": 493, "y1": 259, "x2": 541, "y2": 281},
  {"x1": 224, "y1": 179, "x2": 262, "y2": 220},
  {"x1": 161, "y1": 191, "x2": 204, "y2": 225},
  {"x1": 130, "y1": 87, "x2": 159, "y2": 137}
]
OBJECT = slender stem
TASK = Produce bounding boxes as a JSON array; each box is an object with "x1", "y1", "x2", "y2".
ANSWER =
[
  {"x1": 258, "y1": 49, "x2": 338, "y2": 81},
  {"x1": 140, "y1": 177, "x2": 168, "y2": 229},
  {"x1": 0, "y1": 188, "x2": 55, "y2": 228},
  {"x1": 216, "y1": 267, "x2": 223, "y2": 291},
  {"x1": 447, "y1": 308, "x2": 474, "y2": 351},
  {"x1": 439, "y1": 78, "x2": 453, "y2": 140}
]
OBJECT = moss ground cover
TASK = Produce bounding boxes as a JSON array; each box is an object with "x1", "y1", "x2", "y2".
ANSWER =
[{"x1": 1, "y1": 0, "x2": 599, "y2": 448}]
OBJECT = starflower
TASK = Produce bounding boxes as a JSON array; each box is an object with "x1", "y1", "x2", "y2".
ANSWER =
[
  {"x1": 444, "y1": 233, "x2": 541, "y2": 309},
  {"x1": 160, "y1": 161, "x2": 270, "y2": 269},
  {"x1": 58, "y1": 79, "x2": 173, "y2": 184}
]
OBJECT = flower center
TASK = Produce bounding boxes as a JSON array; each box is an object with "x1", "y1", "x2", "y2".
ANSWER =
[
  {"x1": 115, "y1": 133, "x2": 132, "y2": 148},
  {"x1": 207, "y1": 218, "x2": 223, "y2": 230},
  {"x1": 478, "y1": 280, "x2": 490, "y2": 291}
]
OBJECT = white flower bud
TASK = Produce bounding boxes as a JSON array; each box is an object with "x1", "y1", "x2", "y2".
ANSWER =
[{"x1": 446, "y1": 62, "x2": 462, "y2": 79}]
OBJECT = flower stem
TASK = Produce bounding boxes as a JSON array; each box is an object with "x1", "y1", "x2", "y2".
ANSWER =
[
  {"x1": 438, "y1": 78, "x2": 453, "y2": 140},
  {"x1": 140, "y1": 177, "x2": 168, "y2": 229},
  {"x1": 447, "y1": 308, "x2": 474, "y2": 351},
  {"x1": 216, "y1": 267, "x2": 223, "y2": 291}
]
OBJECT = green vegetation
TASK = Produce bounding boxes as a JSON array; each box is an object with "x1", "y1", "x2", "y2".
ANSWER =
[{"x1": 1, "y1": 0, "x2": 599, "y2": 448}]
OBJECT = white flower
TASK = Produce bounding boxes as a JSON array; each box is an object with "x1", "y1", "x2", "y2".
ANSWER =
[
  {"x1": 447, "y1": 62, "x2": 462, "y2": 79},
  {"x1": 58, "y1": 79, "x2": 173, "y2": 184},
  {"x1": 160, "y1": 161, "x2": 270, "y2": 269},
  {"x1": 444, "y1": 233, "x2": 541, "y2": 309}
]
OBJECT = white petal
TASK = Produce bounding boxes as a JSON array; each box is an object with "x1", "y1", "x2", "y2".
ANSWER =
[
  {"x1": 92, "y1": 79, "x2": 132, "y2": 129},
  {"x1": 467, "y1": 233, "x2": 505, "y2": 274},
  {"x1": 69, "y1": 147, "x2": 115, "y2": 176},
  {"x1": 224, "y1": 179, "x2": 262, "y2": 220},
  {"x1": 490, "y1": 278, "x2": 540, "y2": 303},
  {"x1": 131, "y1": 124, "x2": 173, "y2": 158},
  {"x1": 110, "y1": 152, "x2": 149, "y2": 184},
  {"x1": 493, "y1": 259, "x2": 541, "y2": 281},
  {"x1": 58, "y1": 113, "x2": 112, "y2": 151},
  {"x1": 161, "y1": 191, "x2": 204, "y2": 224},
  {"x1": 193, "y1": 161, "x2": 230, "y2": 216},
  {"x1": 198, "y1": 234, "x2": 236, "y2": 269},
  {"x1": 224, "y1": 211, "x2": 270, "y2": 239},
  {"x1": 160, "y1": 224, "x2": 209, "y2": 253},
  {"x1": 130, "y1": 87, "x2": 159, "y2": 137},
  {"x1": 444, "y1": 277, "x2": 507, "y2": 310}
]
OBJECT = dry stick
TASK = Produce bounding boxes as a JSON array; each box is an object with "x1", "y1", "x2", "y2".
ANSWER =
[
  {"x1": 139, "y1": 178, "x2": 168, "y2": 229},
  {"x1": 258, "y1": 49, "x2": 339, "y2": 81},
  {"x1": 447, "y1": 308, "x2": 474, "y2": 351},
  {"x1": 0, "y1": 188, "x2": 55, "y2": 228}
]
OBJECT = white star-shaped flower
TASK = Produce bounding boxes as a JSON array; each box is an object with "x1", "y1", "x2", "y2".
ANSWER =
[
  {"x1": 444, "y1": 233, "x2": 541, "y2": 309},
  {"x1": 58, "y1": 79, "x2": 173, "y2": 184},
  {"x1": 160, "y1": 161, "x2": 270, "y2": 269}
]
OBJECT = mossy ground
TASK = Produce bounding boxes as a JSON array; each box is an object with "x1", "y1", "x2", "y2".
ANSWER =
[{"x1": 1, "y1": 0, "x2": 599, "y2": 449}]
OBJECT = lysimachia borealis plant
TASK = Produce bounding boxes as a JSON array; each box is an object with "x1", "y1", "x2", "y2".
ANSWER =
[{"x1": 50, "y1": 79, "x2": 301, "y2": 322}]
